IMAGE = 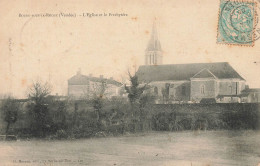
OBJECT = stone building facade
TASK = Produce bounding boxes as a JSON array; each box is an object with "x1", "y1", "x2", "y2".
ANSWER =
[
  {"x1": 136, "y1": 22, "x2": 246, "y2": 103},
  {"x1": 137, "y1": 63, "x2": 246, "y2": 103}
]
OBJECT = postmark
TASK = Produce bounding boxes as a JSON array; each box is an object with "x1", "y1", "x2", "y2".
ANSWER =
[{"x1": 217, "y1": 0, "x2": 257, "y2": 46}]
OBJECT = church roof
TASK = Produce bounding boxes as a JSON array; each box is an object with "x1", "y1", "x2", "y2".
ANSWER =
[
  {"x1": 136, "y1": 62, "x2": 245, "y2": 82},
  {"x1": 146, "y1": 22, "x2": 162, "y2": 51},
  {"x1": 68, "y1": 74, "x2": 122, "y2": 86},
  {"x1": 192, "y1": 68, "x2": 217, "y2": 79}
]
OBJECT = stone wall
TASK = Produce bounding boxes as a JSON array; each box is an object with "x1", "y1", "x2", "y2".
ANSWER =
[{"x1": 190, "y1": 79, "x2": 217, "y2": 102}]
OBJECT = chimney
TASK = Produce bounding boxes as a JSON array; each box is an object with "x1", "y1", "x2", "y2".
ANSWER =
[{"x1": 100, "y1": 75, "x2": 104, "y2": 79}]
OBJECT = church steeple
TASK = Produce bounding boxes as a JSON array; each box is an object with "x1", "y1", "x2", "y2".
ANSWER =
[{"x1": 145, "y1": 21, "x2": 163, "y2": 65}]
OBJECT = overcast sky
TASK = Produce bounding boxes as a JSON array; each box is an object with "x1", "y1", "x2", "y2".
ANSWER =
[{"x1": 0, "y1": 0, "x2": 260, "y2": 98}]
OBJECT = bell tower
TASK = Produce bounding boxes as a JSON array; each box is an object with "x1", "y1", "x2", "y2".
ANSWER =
[{"x1": 145, "y1": 21, "x2": 163, "y2": 65}]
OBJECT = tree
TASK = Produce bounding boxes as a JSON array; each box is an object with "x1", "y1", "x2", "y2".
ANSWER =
[
  {"x1": 28, "y1": 81, "x2": 51, "y2": 105},
  {"x1": 27, "y1": 81, "x2": 52, "y2": 137},
  {"x1": 125, "y1": 72, "x2": 146, "y2": 119},
  {"x1": 125, "y1": 72, "x2": 146, "y2": 104},
  {"x1": 91, "y1": 81, "x2": 106, "y2": 124},
  {"x1": 1, "y1": 97, "x2": 19, "y2": 136}
]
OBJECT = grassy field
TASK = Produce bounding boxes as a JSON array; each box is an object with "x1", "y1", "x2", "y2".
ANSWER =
[{"x1": 0, "y1": 130, "x2": 259, "y2": 166}]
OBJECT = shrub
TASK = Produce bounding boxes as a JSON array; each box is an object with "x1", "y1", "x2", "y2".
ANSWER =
[{"x1": 55, "y1": 129, "x2": 68, "y2": 139}]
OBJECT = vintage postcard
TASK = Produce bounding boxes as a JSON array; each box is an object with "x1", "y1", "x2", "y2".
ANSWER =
[{"x1": 0, "y1": 0, "x2": 260, "y2": 166}]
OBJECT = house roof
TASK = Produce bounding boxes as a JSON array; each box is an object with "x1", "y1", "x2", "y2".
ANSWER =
[
  {"x1": 68, "y1": 74, "x2": 122, "y2": 86},
  {"x1": 240, "y1": 88, "x2": 260, "y2": 97},
  {"x1": 136, "y1": 62, "x2": 245, "y2": 82}
]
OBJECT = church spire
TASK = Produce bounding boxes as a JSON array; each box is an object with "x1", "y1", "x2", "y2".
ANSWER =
[
  {"x1": 146, "y1": 21, "x2": 162, "y2": 52},
  {"x1": 145, "y1": 20, "x2": 163, "y2": 65}
]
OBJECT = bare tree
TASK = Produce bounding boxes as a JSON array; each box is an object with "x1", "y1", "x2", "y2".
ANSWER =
[{"x1": 27, "y1": 81, "x2": 52, "y2": 104}]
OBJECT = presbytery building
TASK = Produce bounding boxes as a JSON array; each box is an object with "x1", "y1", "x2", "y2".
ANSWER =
[{"x1": 68, "y1": 70, "x2": 122, "y2": 100}]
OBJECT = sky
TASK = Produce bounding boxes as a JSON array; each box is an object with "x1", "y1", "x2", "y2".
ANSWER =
[{"x1": 0, "y1": 0, "x2": 260, "y2": 98}]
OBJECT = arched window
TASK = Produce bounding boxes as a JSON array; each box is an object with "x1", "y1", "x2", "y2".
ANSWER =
[
  {"x1": 154, "y1": 87, "x2": 158, "y2": 95},
  {"x1": 182, "y1": 86, "x2": 186, "y2": 95},
  {"x1": 200, "y1": 84, "x2": 205, "y2": 94}
]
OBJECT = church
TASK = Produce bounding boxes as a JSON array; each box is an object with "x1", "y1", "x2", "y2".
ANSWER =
[{"x1": 136, "y1": 22, "x2": 246, "y2": 103}]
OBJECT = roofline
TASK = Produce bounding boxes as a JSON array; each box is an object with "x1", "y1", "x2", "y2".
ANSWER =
[
  {"x1": 192, "y1": 68, "x2": 218, "y2": 79},
  {"x1": 217, "y1": 78, "x2": 245, "y2": 81},
  {"x1": 137, "y1": 62, "x2": 245, "y2": 80},
  {"x1": 138, "y1": 62, "x2": 230, "y2": 68},
  {"x1": 68, "y1": 77, "x2": 122, "y2": 86}
]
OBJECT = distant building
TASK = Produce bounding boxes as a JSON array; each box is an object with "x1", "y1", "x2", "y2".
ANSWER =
[
  {"x1": 68, "y1": 70, "x2": 122, "y2": 100},
  {"x1": 240, "y1": 88, "x2": 260, "y2": 103},
  {"x1": 136, "y1": 22, "x2": 246, "y2": 103}
]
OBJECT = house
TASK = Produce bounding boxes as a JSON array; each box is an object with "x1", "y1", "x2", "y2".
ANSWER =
[
  {"x1": 68, "y1": 70, "x2": 122, "y2": 100},
  {"x1": 136, "y1": 22, "x2": 246, "y2": 103}
]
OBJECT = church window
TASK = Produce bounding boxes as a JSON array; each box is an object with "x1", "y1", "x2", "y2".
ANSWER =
[
  {"x1": 200, "y1": 84, "x2": 205, "y2": 94},
  {"x1": 166, "y1": 83, "x2": 170, "y2": 90},
  {"x1": 154, "y1": 87, "x2": 158, "y2": 95},
  {"x1": 182, "y1": 86, "x2": 186, "y2": 95}
]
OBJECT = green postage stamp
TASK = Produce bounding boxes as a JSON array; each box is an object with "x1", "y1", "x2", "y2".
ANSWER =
[{"x1": 217, "y1": 0, "x2": 257, "y2": 46}]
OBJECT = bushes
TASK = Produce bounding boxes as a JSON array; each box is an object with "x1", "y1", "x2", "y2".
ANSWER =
[
  {"x1": 222, "y1": 109, "x2": 259, "y2": 129},
  {"x1": 151, "y1": 104, "x2": 260, "y2": 131},
  {"x1": 4, "y1": 99, "x2": 260, "y2": 139},
  {"x1": 62, "y1": 98, "x2": 132, "y2": 138},
  {"x1": 152, "y1": 112, "x2": 225, "y2": 131},
  {"x1": 53, "y1": 129, "x2": 68, "y2": 139}
]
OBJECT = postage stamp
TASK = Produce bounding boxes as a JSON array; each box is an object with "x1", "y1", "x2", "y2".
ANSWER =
[{"x1": 217, "y1": 0, "x2": 257, "y2": 46}]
